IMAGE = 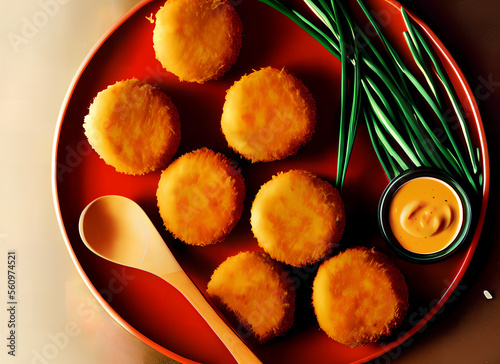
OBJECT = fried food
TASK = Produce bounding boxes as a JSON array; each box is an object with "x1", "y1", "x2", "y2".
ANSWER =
[
  {"x1": 153, "y1": 0, "x2": 243, "y2": 83},
  {"x1": 207, "y1": 251, "x2": 295, "y2": 343},
  {"x1": 83, "y1": 78, "x2": 180, "y2": 175},
  {"x1": 156, "y1": 148, "x2": 245, "y2": 246},
  {"x1": 312, "y1": 247, "x2": 409, "y2": 347},
  {"x1": 250, "y1": 170, "x2": 345, "y2": 267},
  {"x1": 221, "y1": 67, "x2": 316, "y2": 162}
]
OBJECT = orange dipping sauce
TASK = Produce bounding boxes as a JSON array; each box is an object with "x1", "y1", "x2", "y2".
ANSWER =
[{"x1": 388, "y1": 177, "x2": 463, "y2": 254}]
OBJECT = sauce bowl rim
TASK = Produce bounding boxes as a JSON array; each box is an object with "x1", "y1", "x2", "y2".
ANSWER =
[{"x1": 378, "y1": 168, "x2": 473, "y2": 263}]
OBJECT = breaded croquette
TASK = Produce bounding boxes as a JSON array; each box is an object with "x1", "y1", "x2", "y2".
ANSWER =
[
  {"x1": 153, "y1": 0, "x2": 243, "y2": 83},
  {"x1": 157, "y1": 148, "x2": 245, "y2": 246},
  {"x1": 207, "y1": 251, "x2": 295, "y2": 343},
  {"x1": 312, "y1": 247, "x2": 409, "y2": 347},
  {"x1": 221, "y1": 67, "x2": 316, "y2": 162},
  {"x1": 83, "y1": 78, "x2": 180, "y2": 175},
  {"x1": 251, "y1": 170, "x2": 345, "y2": 267}
]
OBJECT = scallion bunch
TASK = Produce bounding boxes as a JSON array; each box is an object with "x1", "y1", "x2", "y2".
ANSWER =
[{"x1": 258, "y1": 0, "x2": 482, "y2": 194}]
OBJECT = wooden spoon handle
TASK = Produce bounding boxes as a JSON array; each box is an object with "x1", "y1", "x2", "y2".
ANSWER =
[{"x1": 165, "y1": 271, "x2": 261, "y2": 364}]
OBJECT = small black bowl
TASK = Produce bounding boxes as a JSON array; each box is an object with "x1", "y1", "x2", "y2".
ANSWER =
[{"x1": 378, "y1": 169, "x2": 473, "y2": 263}]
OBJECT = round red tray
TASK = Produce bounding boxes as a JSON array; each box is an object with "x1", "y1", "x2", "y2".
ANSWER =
[{"x1": 52, "y1": 0, "x2": 489, "y2": 362}]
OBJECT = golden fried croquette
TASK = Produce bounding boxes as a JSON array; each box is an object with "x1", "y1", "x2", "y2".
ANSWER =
[
  {"x1": 221, "y1": 67, "x2": 316, "y2": 162},
  {"x1": 312, "y1": 247, "x2": 409, "y2": 347},
  {"x1": 207, "y1": 251, "x2": 295, "y2": 343},
  {"x1": 83, "y1": 78, "x2": 180, "y2": 175},
  {"x1": 250, "y1": 170, "x2": 345, "y2": 267},
  {"x1": 156, "y1": 148, "x2": 245, "y2": 246},
  {"x1": 153, "y1": 0, "x2": 242, "y2": 83}
]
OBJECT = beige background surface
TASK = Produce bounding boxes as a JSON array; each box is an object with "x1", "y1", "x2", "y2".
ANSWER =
[
  {"x1": 0, "y1": 0, "x2": 498, "y2": 363},
  {"x1": 1, "y1": 1, "x2": 174, "y2": 363}
]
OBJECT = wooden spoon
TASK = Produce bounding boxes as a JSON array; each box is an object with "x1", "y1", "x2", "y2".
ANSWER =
[{"x1": 79, "y1": 195, "x2": 260, "y2": 363}]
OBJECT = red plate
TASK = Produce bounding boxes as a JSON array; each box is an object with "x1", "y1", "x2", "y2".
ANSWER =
[{"x1": 52, "y1": 0, "x2": 490, "y2": 363}]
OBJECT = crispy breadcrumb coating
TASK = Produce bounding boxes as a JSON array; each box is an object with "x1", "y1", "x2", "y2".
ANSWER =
[
  {"x1": 312, "y1": 247, "x2": 409, "y2": 347},
  {"x1": 157, "y1": 148, "x2": 245, "y2": 246},
  {"x1": 251, "y1": 170, "x2": 345, "y2": 267},
  {"x1": 221, "y1": 67, "x2": 316, "y2": 162},
  {"x1": 207, "y1": 251, "x2": 295, "y2": 343},
  {"x1": 83, "y1": 78, "x2": 180, "y2": 175},
  {"x1": 153, "y1": 0, "x2": 243, "y2": 83}
]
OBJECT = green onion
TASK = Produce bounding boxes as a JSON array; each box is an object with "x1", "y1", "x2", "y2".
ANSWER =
[
  {"x1": 365, "y1": 109, "x2": 401, "y2": 179},
  {"x1": 258, "y1": 0, "x2": 482, "y2": 194},
  {"x1": 362, "y1": 78, "x2": 421, "y2": 167},
  {"x1": 402, "y1": 8, "x2": 479, "y2": 175},
  {"x1": 331, "y1": 0, "x2": 361, "y2": 192},
  {"x1": 402, "y1": 31, "x2": 443, "y2": 109},
  {"x1": 259, "y1": 0, "x2": 341, "y2": 58}
]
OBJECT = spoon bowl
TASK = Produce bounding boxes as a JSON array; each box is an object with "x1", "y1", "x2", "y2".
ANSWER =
[{"x1": 79, "y1": 195, "x2": 260, "y2": 363}]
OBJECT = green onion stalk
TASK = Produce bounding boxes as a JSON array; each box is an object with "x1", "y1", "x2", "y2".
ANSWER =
[{"x1": 258, "y1": 0, "x2": 482, "y2": 194}]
